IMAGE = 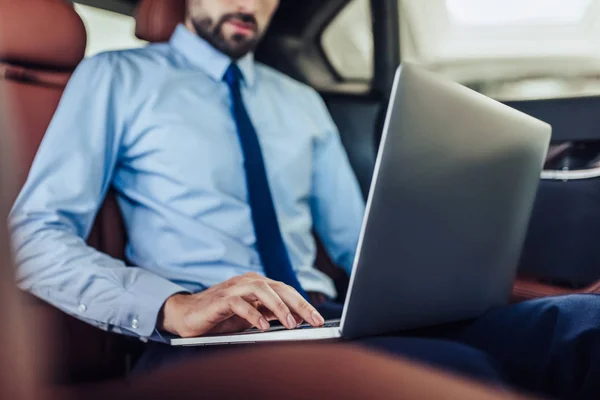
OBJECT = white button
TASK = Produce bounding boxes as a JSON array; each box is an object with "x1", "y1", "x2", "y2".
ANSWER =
[
  {"x1": 78, "y1": 304, "x2": 87, "y2": 313},
  {"x1": 131, "y1": 318, "x2": 139, "y2": 329}
]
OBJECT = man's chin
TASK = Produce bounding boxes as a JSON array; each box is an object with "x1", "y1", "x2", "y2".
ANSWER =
[{"x1": 223, "y1": 40, "x2": 258, "y2": 59}]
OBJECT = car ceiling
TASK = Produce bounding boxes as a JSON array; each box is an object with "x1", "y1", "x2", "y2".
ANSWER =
[{"x1": 76, "y1": 0, "x2": 350, "y2": 36}]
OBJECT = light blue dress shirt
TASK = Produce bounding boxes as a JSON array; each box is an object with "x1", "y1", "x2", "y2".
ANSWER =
[{"x1": 9, "y1": 25, "x2": 365, "y2": 340}]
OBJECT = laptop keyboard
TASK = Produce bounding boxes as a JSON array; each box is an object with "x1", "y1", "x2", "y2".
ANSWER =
[
  {"x1": 296, "y1": 320, "x2": 341, "y2": 329},
  {"x1": 238, "y1": 319, "x2": 341, "y2": 335}
]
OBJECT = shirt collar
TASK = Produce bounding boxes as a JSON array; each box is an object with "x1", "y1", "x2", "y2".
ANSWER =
[{"x1": 169, "y1": 24, "x2": 256, "y2": 87}]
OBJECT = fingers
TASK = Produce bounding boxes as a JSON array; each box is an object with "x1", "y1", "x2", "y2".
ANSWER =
[
  {"x1": 179, "y1": 274, "x2": 326, "y2": 338},
  {"x1": 267, "y1": 280, "x2": 325, "y2": 327},
  {"x1": 257, "y1": 306, "x2": 304, "y2": 326},
  {"x1": 256, "y1": 306, "x2": 277, "y2": 321},
  {"x1": 229, "y1": 280, "x2": 298, "y2": 329},
  {"x1": 227, "y1": 297, "x2": 271, "y2": 332},
  {"x1": 182, "y1": 295, "x2": 269, "y2": 337},
  {"x1": 233, "y1": 275, "x2": 325, "y2": 329}
]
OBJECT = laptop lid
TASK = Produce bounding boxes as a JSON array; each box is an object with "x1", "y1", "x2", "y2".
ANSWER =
[{"x1": 339, "y1": 64, "x2": 551, "y2": 339}]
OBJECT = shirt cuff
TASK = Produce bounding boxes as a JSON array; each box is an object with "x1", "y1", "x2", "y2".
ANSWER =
[{"x1": 117, "y1": 272, "x2": 190, "y2": 339}]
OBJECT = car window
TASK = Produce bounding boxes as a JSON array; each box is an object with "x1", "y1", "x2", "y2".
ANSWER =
[
  {"x1": 446, "y1": 0, "x2": 592, "y2": 26},
  {"x1": 321, "y1": 0, "x2": 374, "y2": 82},
  {"x1": 400, "y1": 0, "x2": 600, "y2": 100},
  {"x1": 74, "y1": 3, "x2": 147, "y2": 57}
]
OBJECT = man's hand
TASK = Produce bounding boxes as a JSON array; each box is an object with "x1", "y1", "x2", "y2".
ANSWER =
[{"x1": 159, "y1": 273, "x2": 326, "y2": 338}]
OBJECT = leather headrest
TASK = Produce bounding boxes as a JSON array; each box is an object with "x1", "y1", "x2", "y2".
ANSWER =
[
  {"x1": 135, "y1": 0, "x2": 186, "y2": 43},
  {"x1": 0, "y1": 0, "x2": 86, "y2": 70}
]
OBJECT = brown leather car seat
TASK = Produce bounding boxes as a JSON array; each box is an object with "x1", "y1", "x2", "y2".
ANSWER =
[
  {"x1": 0, "y1": 0, "x2": 84, "y2": 185},
  {"x1": 135, "y1": 0, "x2": 186, "y2": 42},
  {"x1": 0, "y1": 0, "x2": 129, "y2": 384}
]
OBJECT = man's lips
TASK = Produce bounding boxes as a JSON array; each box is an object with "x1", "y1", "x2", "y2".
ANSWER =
[{"x1": 225, "y1": 19, "x2": 257, "y2": 35}]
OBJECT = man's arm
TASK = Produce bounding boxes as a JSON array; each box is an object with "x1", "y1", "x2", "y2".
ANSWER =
[
  {"x1": 10, "y1": 54, "x2": 325, "y2": 340},
  {"x1": 308, "y1": 92, "x2": 366, "y2": 275},
  {"x1": 9, "y1": 53, "x2": 187, "y2": 340}
]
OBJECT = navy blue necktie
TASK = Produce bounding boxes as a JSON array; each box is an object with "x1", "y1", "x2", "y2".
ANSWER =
[{"x1": 224, "y1": 64, "x2": 309, "y2": 300}]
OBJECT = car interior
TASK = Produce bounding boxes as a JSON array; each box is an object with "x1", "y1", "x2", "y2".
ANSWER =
[{"x1": 2, "y1": 0, "x2": 600, "y2": 386}]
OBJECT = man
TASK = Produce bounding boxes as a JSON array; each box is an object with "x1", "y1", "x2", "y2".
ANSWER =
[{"x1": 9, "y1": 0, "x2": 600, "y2": 398}]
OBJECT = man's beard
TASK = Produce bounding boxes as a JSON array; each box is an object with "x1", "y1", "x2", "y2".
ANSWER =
[{"x1": 191, "y1": 13, "x2": 260, "y2": 60}]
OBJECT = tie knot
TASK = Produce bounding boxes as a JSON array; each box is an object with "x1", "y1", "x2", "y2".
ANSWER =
[{"x1": 224, "y1": 63, "x2": 243, "y2": 88}]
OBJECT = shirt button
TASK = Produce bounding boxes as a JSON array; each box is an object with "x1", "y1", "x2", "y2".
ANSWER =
[
  {"x1": 78, "y1": 304, "x2": 87, "y2": 313},
  {"x1": 131, "y1": 318, "x2": 140, "y2": 330}
]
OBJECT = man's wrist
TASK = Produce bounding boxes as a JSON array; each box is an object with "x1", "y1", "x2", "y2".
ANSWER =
[{"x1": 158, "y1": 292, "x2": 190, "y2": 335}]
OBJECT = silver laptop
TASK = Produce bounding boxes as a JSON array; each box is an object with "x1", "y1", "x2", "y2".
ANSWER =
[{"x1": 171, "y1": 64, "x2": 551, "y2": 347}]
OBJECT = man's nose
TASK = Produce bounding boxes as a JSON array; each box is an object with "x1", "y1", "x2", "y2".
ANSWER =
[{"x1": 233, "y1": 0, "x2": 258, "y2": 14}]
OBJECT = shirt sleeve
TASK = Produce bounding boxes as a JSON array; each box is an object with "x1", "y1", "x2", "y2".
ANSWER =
[
  {"x1": 308, "y1": 91, "x2": 366, "y2": 275},
  {"x1": 9, "y1": 53, "x2": 188, "y2": 341}
]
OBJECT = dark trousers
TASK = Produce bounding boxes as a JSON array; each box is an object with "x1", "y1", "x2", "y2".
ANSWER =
[{"x1": 135, "y1": 295, "x2": 600, "y2": 400}]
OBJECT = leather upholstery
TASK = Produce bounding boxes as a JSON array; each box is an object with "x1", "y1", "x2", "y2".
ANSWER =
[
  {"x1": 135, "y1": 0, "x2": 186, "y2": 42},
  {"x1": 0, "y1": 0, "x2": 86, "y2": 69},
  {"x1": 0, "y1": 102, "x2": 43, "y2": 400},
  {"x1": 0, "y1": 0, "x2": 128, "y2": 384},
  {"x1": 2, "y1": 80, "x2": 63, "y2": 188},
  {"x1": 512, "y1": 277, "x2": 600, "y2": 303},
  {"x1": 0, "y1": 0, "x2": 83, "y2": 188},
  {"x1": 64, "y1": 346, "x2": 532, "y2": 400}
]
